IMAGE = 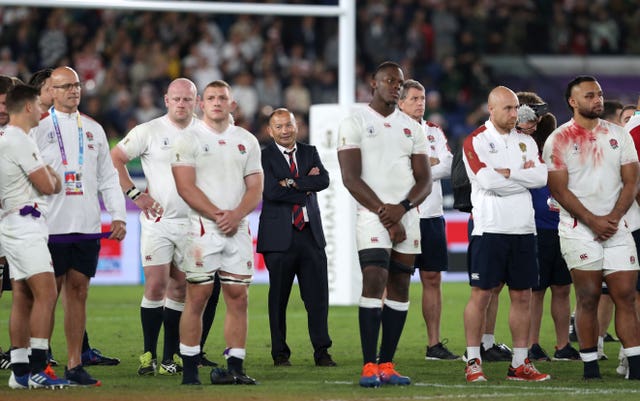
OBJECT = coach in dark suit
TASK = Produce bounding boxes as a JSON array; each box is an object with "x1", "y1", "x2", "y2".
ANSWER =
[{"x1": 257, "y1": 108, "x2": 335, "y2": 367}]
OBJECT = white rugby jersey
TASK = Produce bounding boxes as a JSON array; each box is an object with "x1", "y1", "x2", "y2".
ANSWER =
[
  {"x1": 337, "y1": 106, "x2": 427, "y2": 207},
  {"x1": 624, "y1": 114, "x2": 640, "y2": 231},
  {"x1": 0, "y1": 125, "x2": 48, "y2": 212},
  {"x1": 418, "y1": 120, "x2": 452, "y2": 218},
  {"x1": 542, "y1": 118, "x2": 638, "y2": 238},
  {"x1": 117, "y1": 115, "x2": 195, "y2": 220},
  {"x1": 172, "y1": 123, "x2": 262, "y2": 223},
  {"x1": 31, "y1": 109, "x2": 126, "y2": 234},
  {"x1": 463, "y1": 120, "x2": 547, "y2": 235}
]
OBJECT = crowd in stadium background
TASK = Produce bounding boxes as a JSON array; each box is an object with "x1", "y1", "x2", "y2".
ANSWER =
[{"x1": 1, "y1": 0, "x2": 639, "y2": 153}]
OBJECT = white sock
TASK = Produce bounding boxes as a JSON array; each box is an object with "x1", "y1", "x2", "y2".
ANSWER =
[
  {"x1": 512, "y1": 347, "x2": 528, "y2": 367},
  {"x1": 482, "y1": 334, "x2": 495, "y2": 350}
]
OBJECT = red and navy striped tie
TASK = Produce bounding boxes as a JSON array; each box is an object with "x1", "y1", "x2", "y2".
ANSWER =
[{"x1": 285, "y1": 150, "x2": 305, "y2": 231}]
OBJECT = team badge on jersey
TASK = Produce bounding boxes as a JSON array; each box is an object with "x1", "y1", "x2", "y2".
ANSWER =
[
  {"x1": 519, "y1": 142, "x2": 526, "y2": 153},
  {"x1": 238, "y1": 144, "x2": 246, "y2": 154},
  {"x1": 609, "y1": 138, "x2": 619, "y2": 149},
  {"x1": 427, "y1": 134, "x2": 435, "y2": 142},
  {"x1": 86, "y1": 131, "x2": 94, "y2": 141},
  {"x1": 403, "y1": 128, "x2": 412, "y2": 138}
]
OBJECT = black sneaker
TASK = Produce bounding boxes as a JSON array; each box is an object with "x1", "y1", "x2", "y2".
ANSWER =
[
  {"x1": 81, "y1": 348, "x2": 120, "y2": 366},
  {"x1": 210, "y1": 367, "x2": 256, "y2": 385},
  {"x1": 553, "y1": 343, "x2": 580, "y2": 361},
  {"x1": 198, "y1": 352, "x2": 218, "y2": 367},
  {"x1": 528, "y1": 343, "x2": 551, "y2": 361},
  {"x1": 482, "y1": 343, "x2": 512, "y2": 362},
  {"x1": 569, "y1": 315, "x2": 578, "y2": 342},
  {"x1": 426, "y1": 340, "x2": 460, "y2": 360},
  {"x1": 604, "y1": 332, "x2": 619, "y2": 342},
  {"x1": 65, "y1": 365, "x2": 102, "y2": 386}
]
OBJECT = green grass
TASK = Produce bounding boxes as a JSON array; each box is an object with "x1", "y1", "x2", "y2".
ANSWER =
[{"x1": 0, "y1": 282, "x2": 638, "y2": 400}]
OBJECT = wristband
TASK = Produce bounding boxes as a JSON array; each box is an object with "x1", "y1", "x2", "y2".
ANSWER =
[
  {"x1": 400, "y1": 199, "x2": 413, "y2": 212},
  {"x1": 126, "y1": 186, "x2": 142, "y2": 201}
]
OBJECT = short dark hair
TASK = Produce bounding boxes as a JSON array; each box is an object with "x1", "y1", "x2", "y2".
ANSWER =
[
  {"x1": 565, "y1": 75, "x2": 597, "y2": 111},
  {"x1": 602, "y1": 100, "x2": 623, "y2": 122},
  {"x1": 0, "y1": 74, "x2": 14, "y2": 95},
  {"x1": 372, "y1": 61, "x2": 402, "y2": 79},
  {"x1": 6, "y1": 84, "x2": 40, "y2": 114},
  {"x1": 28, "y1": 68, "x2": 53, "y2": 90}
]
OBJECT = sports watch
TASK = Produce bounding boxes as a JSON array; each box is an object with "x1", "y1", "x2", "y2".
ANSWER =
[{"x1": 285, "y1": 178, "x2": 295, "y2": 188}]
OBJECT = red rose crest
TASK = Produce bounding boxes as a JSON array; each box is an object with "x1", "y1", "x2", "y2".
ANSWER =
[
  {"x1": 238, "y1": 144, "x2": 246, "y2": 154},
  {"x1": 609, "y1": 138, "x2": 619, "y2": 149},
  {"x1": 403, "y1": 128, "x2": 412, "y2": 137}
]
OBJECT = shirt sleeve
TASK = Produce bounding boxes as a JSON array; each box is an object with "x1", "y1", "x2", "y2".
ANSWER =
[
  {"x1": 337, "y1": 115, "x2": 362, "y2": 151},
  {"x1": 243, "y1": 134, "x2": 263, "y2": 177},
  {"x1": 542, "y1": 131, "x2": 565, "y2": 171},
  {"x1": 430, "y1": 126, "x2": 453, "y2": 181},
  {"x1": 14, "y1": 135, "x2": 45, "y2": 175},
  {"x1": 620, "y1": 130, "x2": 639, "y2": 165},
  {"x1": 117, "y1": 124, "x2": 148, "y2": 161}
]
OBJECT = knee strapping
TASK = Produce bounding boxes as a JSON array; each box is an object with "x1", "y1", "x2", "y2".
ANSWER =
[
  {"x1": 358, "y1": 248, "x2": 390, "y2": 270},
  {"x1": 219, "y1": 274, "x2": 252, "y2": 285},
  {"x1": 389, "y1": 259, "x2": 414, "y2": 274}
]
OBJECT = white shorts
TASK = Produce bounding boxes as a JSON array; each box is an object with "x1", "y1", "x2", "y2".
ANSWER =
[
  {"x1": 139, "y1": 215, "x2": 189, "y2": 268},
  {"x1": 0, "y1": 214, "x2": 54, "y2": 281},
  {"x1": 181, "y1": 217, "x2": 254, "y2": 283},
  {"x1": 356, "y1": 208, "x2": 421, "y2": 254},
  {"x1": 560, "y1": 228, "x2": 639, "y2": 275}
]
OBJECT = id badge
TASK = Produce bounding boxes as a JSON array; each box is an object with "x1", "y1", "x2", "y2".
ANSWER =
[{"x1": 64, "y1": 171, "x2": 84, "y2": 195}]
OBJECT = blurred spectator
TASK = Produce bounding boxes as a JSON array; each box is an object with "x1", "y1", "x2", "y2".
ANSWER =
[
  {"x1": 255, "y1": 70, "x2": 283, "y2": 110},
  {"x1": 134, "y1": 85, "x2": 163, "y2": 124},
  {"x1": 232, "y1": 70, "x2": 259, "y2": 126},
  {"x1": 284, "y1": 75, "x2": 311, "y2": 116},
  {"x1": 0, "y1": 47, "x2": 18, "y2": 76}
]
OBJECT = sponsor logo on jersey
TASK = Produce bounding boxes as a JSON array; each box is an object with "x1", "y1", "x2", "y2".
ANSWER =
[
  {"x1": 87, "y1": 144, "x2": 95, "y2": 150},
  {"x1": 145, "y1": 255, "x2": 152, "y2": 262},
  {"x1": 471, "y1": 273, "x2": 480, "y2": 280},
  {"x1": 414, "y1": 239, "x2": 419, "y2": 248},
  {"x1": 247, "y1": 261, "x2": 252, "y2": 268},
  {"x1": 218, "y1": 140, "x2": 226, "y2": 145},
  {"x1": 47, "y1": 131, "x2": 55, "y2": 143},
  {"x1": 371, "y1": 237, "x2": 379, "y2": 243},
  {"x1": 203, "y1": 144, "x2": 210, "y2": 152},
  {"x1": 631, "y1": 255, "x2": 636, "y2": 264},
  {"x1": 383, "y1": 123, "x2": 391, "y2": 128},
  {"x1": 579, "y1": 253, "x2": 588, "y2": 261},
  {"x1": 488, "y1": 142, "x2": 497, "y2": 153}
]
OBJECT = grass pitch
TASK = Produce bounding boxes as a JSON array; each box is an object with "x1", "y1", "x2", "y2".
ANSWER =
[{"x1": 0, "y1": 282, "x2": 638, "y2": 400}]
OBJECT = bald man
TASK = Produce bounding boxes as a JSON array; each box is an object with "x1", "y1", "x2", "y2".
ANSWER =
[
  {"x1": 31, "y1": 66, "x2": 127, "y2": 386},
  {"x1": 112, "y1": 78, "x2": 221, "y2": 377},
  {"x1": 461, "y1": 86, "x2": 549, "y2": 382}
]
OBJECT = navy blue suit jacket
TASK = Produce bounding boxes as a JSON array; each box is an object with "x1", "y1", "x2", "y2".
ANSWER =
[{"x1": 257, "y1": 141, "x2": 329, "y2": 253}]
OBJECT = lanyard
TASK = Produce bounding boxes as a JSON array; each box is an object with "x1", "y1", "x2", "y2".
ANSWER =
[{"x1": 50, "y1": 106, "x2": 84, "y2": 169}]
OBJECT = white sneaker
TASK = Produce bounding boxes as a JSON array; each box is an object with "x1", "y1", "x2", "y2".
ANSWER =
[{"x1": 617, "y1": 347, "x2": 628, "y2": 376}]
